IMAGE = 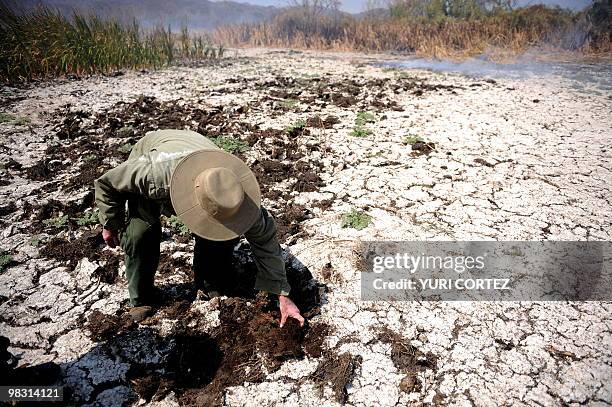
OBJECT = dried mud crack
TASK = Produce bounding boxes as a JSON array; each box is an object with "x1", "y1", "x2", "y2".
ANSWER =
[{"x1": 0, "y1": 49, "x2": 610, "y2": 407}]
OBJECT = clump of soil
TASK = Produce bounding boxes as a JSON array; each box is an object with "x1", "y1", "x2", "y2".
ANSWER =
[
  {"x1": 411, "y1": 141, "x2": 436, "y2": 157},
  {"x1": 377, "y1": 327, "x2": 438, "y2": 393},
  {"x1": 303, "y1": 323, "x2": 330, "y2": 358},
  {"x1": 161, "y1": 300, "x2": 192, "y2": 319},
  {"x1": 274, "y1": 203, "x2": 310, "y2": 243},
  {"x1": 307, "y1": 115, "x2": 340, "y2": 129},
  {"x1": 87, "y1": 310, "x2": 135, "y2": 342},
  {"x1": 158, "y1": 252, "x2": 191, "y2": 276},
  {"x1": 0, "y1": 202, "x2": 16, "y2": 217},
  {"x1": 170, "y1": 292, "x2": 329, "y2": 406},
  {"x1": 39, "y1": 228, "x2": 104, "y2": 269},
  {"x1": 312, "y1": 352, "x2": 362, "y2": 404},
  {"x1": 93, "y1": 252, "x2": 120, "y2": 284},
  {"x1": 24, "y1": 159, "x2": 65, "y2": 181}
]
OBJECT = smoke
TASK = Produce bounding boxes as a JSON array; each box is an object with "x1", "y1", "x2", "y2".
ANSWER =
[{"x1": 380, "y1": 54, "x2": 612, "y2": 92}]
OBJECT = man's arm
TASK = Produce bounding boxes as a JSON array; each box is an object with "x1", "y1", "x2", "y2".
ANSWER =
[
  {"x1": 244, "y1": 207, "x2": 304, "y2": 327},
  {"x1": 94, "y1": 157, "x2": 153, "y2": 241}
]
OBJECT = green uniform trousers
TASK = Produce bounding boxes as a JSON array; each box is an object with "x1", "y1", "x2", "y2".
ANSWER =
[{"x1": 120, "y1": 198, "x2": 239, "y2": 306}]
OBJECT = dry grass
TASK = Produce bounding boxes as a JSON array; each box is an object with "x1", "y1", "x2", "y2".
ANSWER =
[{"x1": 213, "y1": 4, "x2": 611, "y2": 58}]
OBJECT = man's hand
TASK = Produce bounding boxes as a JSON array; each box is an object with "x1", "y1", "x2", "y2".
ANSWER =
[
  {"x1": 279, "y1": 295, "x2": 304, "y2": 328},
  {"x1": 102, "y1": 228, "x2": 120, "y2": 248}
]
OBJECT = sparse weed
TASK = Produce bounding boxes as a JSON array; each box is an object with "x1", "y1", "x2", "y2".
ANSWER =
[
  {"x1": 350, "y1": 126, "x2": 372, "y2": 137},
  {"x1": 84, "y1": 154, "x2": 98, "y2": 162},
  {"x1": 355, "y1": 112, "x2": 376, "y2": 126},
  {"x1": 284, "y1": 119, "x2": 306, "y2": 134},
  {"x1": 118, "y1": 143, "x2": 134, "y2": 154},
  {"x1": 212, "y1": 136, "x2": 248, "y2": 154},
  {"x1": 0, "y1": 113, "x2": 29, "y2": 125},
  {"x1": 42, "y1": 215, "x2": 68, "y2": 229},
  {"x1": 403, "y1": 134, "x2": 424, "y2": 145},
  {"x1": 0, "y1": 113, "x2": 15, "y2": 123},
  {"x1": 29, "y1": 235, "x2": 42, "y2": 247},
  {"x1": 0, "y1": 252, "x2": 12, "y2": 272},
  {"x1": 73, "y1": 211, "x2": 99, "y2": 227},
  {"x1": 13, "y1": 116, "x2": 30, "y2": 126},
  {"x1": 279, "y1": 99, "x2": 299, "y2": 110},
  {"x1": 168, "y1": 215, "x2": 190, "y2": 236},
  {"x1": 341, "y1": 209, "x2": 372, "y2": 230}
]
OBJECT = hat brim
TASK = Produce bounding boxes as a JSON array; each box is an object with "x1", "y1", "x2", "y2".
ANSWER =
[{"x1": 170, "y1": 149, "x2": 261, "y2": 241}]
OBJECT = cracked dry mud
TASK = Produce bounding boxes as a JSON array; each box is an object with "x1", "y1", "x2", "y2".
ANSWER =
[{"x1": 0, "y1": 48, "x2": 610, "y2": 406}]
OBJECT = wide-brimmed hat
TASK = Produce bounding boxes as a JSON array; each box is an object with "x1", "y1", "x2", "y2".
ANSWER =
[{"x1": 170, "y1": 149, "x2": 261, "y2": 241}]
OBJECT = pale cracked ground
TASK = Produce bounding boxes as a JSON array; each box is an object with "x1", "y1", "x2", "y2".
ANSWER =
[{"x1": 0, "y1": 48, "x2": 610, "y2": 406}]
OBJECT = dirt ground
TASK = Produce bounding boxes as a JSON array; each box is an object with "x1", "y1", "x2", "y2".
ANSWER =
[{"x1": 0, "y1": 48, "x2": 610, "y2": 406}]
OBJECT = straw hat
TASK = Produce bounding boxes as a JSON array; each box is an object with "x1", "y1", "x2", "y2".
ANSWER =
[{"x1": 170, "y1": 149, "x2": 261, "y2": 241}]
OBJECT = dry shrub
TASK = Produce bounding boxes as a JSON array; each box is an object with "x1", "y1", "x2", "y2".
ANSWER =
[{"x1": 213, "y1": 3, "x2": 611, "y2": 57}]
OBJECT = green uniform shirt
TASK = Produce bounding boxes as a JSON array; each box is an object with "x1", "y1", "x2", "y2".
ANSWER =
[{"x1": 94, "y1": 129, "x2": 290, "y2": 295}]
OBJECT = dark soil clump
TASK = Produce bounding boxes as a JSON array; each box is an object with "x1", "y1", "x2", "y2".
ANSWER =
[
  {"x1": 377, "y1": 327, "x2": 438, "y2": 393},
  {"x1": 39, "y1": 228, "x2": 104, "y2": 269},
  {"x1": 24, "y1": 159, "x2": 65, "y2": 181},
  {"x1": 273, "y1": 203, "x2": 310, "y2": 244},
  {"x1": 307, "y1": 115, "x2": 340, "y2": 129},
  {"x1": 87, "y1": 310, "x2": 135, "y2": 342},
  {"x1": 0, "y1": 202, "x2": 16, "y2": 217},
  {"x1": 171, "y1": 291, "x2": 327, "y2": 406},
  {"x1": 313, "y1": 352, "x2": 362, "y2": 404},
  {"x1": 411, "y1": 141, "x2": 436, "y2": 157}
]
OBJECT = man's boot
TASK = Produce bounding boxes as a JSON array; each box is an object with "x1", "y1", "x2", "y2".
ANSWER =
[{"x1": 128, "y1": 305, "x2": 154, "y2": 322}]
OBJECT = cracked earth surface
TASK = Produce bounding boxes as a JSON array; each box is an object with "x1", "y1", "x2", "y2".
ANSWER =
[{"x1": 0, "y1": 48, "x2": 610, "y2": 406}]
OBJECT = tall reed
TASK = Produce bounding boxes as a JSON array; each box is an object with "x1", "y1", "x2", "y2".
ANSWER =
[{"x1": 0, "y1": 2, "x2": 225, "y2": 83}]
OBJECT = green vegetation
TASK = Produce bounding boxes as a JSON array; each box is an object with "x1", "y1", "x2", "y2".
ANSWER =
[
  {"x1": 29, "y1": 235, "x2": 43, "y2": 247},
  {"x1": 279, "y1": 99, "x2": 299, "y2": 110},
  {"x1": 42, "y1": 215, "x2": 68, "y2": 229},
  {"x1": 0, "y1": 112, "x2": 29, "y2": 125},
  {"x1": 0, "y1": 1, "x2": 225, "y2": 83},
  {"x1": 403, "y1": 134, "x2": 424, "y2": 145},
  {"x1": 13, "y1": 116, "x2": 30, "y2": 126},
  {"x1": 341, "y1": 209, "x2": 372, "y2": 231},
  {"x1": 118, "y1": 143, "x2": 134, "y2": 154},
  {"x1": 284, "y1": 119, "x2": 306, "y2": 134},
  {"x1": 350, "y1": 126, "x2": 373, "y2": 137},
  {"x1": 74, "y1": 211, "x2": 99, "y2": 227},
  {"x1": 211, "y1": 135, "x2": 248, "y2": 154},
  {"x1": 0, "y1": 252, "x2": 12, "y2": 272},
  {"x1": 0, "y1": 112, "x2": 15, "y2": 123},
  {"x1": 168, "y1": 215, "x2": 190, "y2": 236},
  {"x1": 84, "y1": 154, "x2": 98, "y2": 162},
  {"x1": 355, "y1": 112, "x2": 376, "y2": 127}
]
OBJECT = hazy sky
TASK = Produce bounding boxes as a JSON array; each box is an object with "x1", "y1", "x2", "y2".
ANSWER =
[{"x1": 230, "y1": 0, "x2": 593, "y2": 13}]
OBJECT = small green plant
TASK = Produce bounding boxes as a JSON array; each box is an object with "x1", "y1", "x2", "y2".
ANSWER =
[
  {"x1": 0, "y1": 252, "x2": 12, "y2": 272},
  {"x1": 42, "y1": 215, "x2": 68, "y2": 229},
  {"x1": 0, "y1": 113, "x2": 15, "y2": 123},
  {"x1": 341, "y1": 209, "x2": 372, "y2": 230},
  {"x1": 13, "y1": 116, "x2": 31, "y2": 126},
  {"x1": 117, "y1": 126, "x2": 134, "y2": 138},
  {"x1": 350, "y1": 126, "x2": 372, "y2": 137},
  {"x1": 118, "y1": 143, "x2": 134, "y2": 154},
  {"x1": 168, "y1": 215, "x2": 190, "y2": 236},
  {"x1": 84, "y1": 154, "x2": 98, "y2": 162},
  {"x1": 212, "y1": 136, "x2": 248, "y2": 154},
  {"x1": 284, "y1": 119, "x2": 306, "y2": 134},
  {"x1": 403, "y1": 134, "x2": 424, "y2": 145},
  {"x1": 73, "y1": 211, "x2": 99, "y2": 227},
  {"x1": 355, "y1": 112, "x2": 376, "y2": 126},
  {"x1": 279, "y1": 99, "x2": 299, "y2": 109},
  {"x1": 29, "y1": 235, "x2": 42, "y2": 247}
]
